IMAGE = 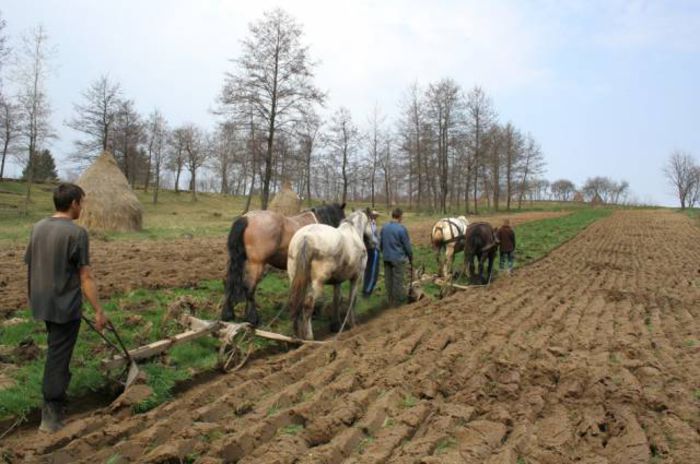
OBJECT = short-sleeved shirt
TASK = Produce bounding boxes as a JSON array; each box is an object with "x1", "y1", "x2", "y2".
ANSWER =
[
  {"x1": 24, "y1": 217, "x2": 90, "y2": 323},
  {"x1": 380, "y1": 221, "x2": 412, "y2": 263}
]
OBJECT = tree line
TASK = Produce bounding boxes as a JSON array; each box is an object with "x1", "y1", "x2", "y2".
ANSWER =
[{"x1": 0, "y1": 9, "x2": 632, "y2": 212}]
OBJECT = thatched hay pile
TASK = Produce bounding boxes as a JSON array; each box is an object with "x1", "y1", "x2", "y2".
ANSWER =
[
  {"x1": 77, "y1": 151, "x2": 143, "y2": 232},
  {"x1": 573, "y1": 191, "x2": 585, "y2": 203},
  {"x1": 269, "y1": 180, "x2": 301, "y2": 215},
  {"x1": 590, "y1": 193, "x2": 604, "y2": 206}
]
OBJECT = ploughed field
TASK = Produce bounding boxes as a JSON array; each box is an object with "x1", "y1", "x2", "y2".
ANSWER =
[
  {"x1": 0, "y1": 211, "x2": 565, "y2": 317},
  {"x1": 2, "y1": 210, "x2": 698, "y2": 463}
]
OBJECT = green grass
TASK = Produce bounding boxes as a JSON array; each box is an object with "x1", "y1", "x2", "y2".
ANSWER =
[{"x1": 0, "y1": 181, "x2": 616, "y2": 424}]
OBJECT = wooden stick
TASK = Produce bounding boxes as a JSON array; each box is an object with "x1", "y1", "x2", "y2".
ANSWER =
[{"x1": 101, "y1": 324, "x2": 219, "y2": 370}]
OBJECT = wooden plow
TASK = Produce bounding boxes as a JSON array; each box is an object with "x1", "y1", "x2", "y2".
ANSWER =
[{"x1": 99, "y1": 316, "x2": 325, "y2": 374}]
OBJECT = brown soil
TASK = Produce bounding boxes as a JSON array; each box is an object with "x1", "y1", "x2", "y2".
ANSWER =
[
  {"x1": 0, "y1": 211, "x2": 564, "y2": 317},
  {"x1": 2, "y1": 210, "x2": 698, "y2": 463}
]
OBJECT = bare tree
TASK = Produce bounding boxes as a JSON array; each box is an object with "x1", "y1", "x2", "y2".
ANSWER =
[
  {"x1": 210, "y1": 122, "x2": 238, "y2": 194},
  {"x1": 425, "y1": 78, "x2": 464, "y2": 214},
  {"x1": 66, "y1": 75, "x2": 122, "y2": 160},
  {"x1": 113, "y1": 99, "x2": 143, "y2": 184},
  {"x1": 168, "y1": 127, "x2": 187, "y2": 193},
  {"x1": 326, "y1": 107, "x2": 359, "y2": 205},
  {"x1": 14, "y1": 25, "x2": 55, "y2": 204},
  {"x1": 365, "y1": 103, "x2": 386, "y2": 208},
  {"x1": 397, "y1": 83, "x2": 428, "y2": 209},
  {"x1": 501, "y1": 123, "x2": 523, "y2": 210},
  {"x1": 664, "y1": 150, "x2": 698, "y2": 209},
  {"x1": 0, "y1": 94, "x2": 20, "y2": 179},
  {"x1": 516, "y1": 134, "x2": 545, "y2": 208},
  {"x1": 220, "y1": 8, "x2": 324, "y2": 209},
  {"x1": 0, "y1": 11, "x2": 10, "y2": 81},
  {"x1": 145, "y1": 109, "x2": 167, "y2": 203},
  {"x1": 465, "y1": 86, "x2": 496, "y2": 214},
  {"x1": 296, "y1": 109, "x2": 321, "y2": 206},
  {"x1": 550, "y1": 179, "x2": 576, "y2": 201},
  {"x1": 181, "y1": 123, "x2": 207, "y2": 201}
]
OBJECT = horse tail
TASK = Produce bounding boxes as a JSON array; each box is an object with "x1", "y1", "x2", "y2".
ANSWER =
[
  {"x1": 468, "y1": 226, "x2": 484, "y2": 254},
  {"x1": 431, "y1": 224, "x2": 444, "y2": 249},
  {"x1": 222, "y1": 216, "x2": 248, "y2": 321},
  {"x1": 288, "y1": 238, "x2": 313, "y2": 321}
]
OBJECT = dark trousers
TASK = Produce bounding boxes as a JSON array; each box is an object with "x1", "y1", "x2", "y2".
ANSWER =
[
  {"x1": 43, "y1": 319, "x2": 81, "y2": 406},
  {"x1": 363, "y1": 248, "x2": 380, "y2": 295},
  {"x1": 499, "y1": 250, "x2": 514, "y2": 270},
  {"x1": 384, "y1": 261, "x2": 406, "y2": 307}
]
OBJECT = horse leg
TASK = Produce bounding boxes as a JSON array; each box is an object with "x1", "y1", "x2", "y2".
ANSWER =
[
  {"x1": 303, "y1": 280, "x2": 324, "y2": 340},
  {"x1": 486, "y1": 252, "x2": 495, "y2": 283},
  {"x1": 467, "y1": 252, "x2": 476, "y2": 282},
  {"x1": 436, "y1": 245, "x2": 445, "y2": 278},
  {"x1": 244, "y1": 261, "x2": 264, "y2": 326},
  {"x1": 445, "y1": 245, "x2": 455, "y2": 280},
  {"x1": 346, "y1": 277, "x2": 360, "y2": 328},
  {"x1": 330, "y1": 284, "x2": 342, "y2": 332}
]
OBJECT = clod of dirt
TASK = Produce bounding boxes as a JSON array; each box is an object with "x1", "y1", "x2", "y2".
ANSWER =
[
  {"x1": 0, "y1": 364, "x2": 18, "y2": 389},
  {"x1": 124, "y1": 314, "x2": 145, "y2": 328},
  {"x1": 13, "y1": 338, "x2": 41, "y2": 362},
  {"x1": 163, "y1": 295, "x2": 201, "y2": 324},
  {"x1": 109, "y1": 383, "x2": 154, "y2": 416},
  {"x1": 1, "y1": 317, "x2": 24, "y2": 327}
]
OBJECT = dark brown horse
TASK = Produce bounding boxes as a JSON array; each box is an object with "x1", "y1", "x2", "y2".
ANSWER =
[
  {"x1": 221, "y1": 203, "x2": 345, "y2": 325},
  {"x1": 465, "y1": 222, "x2": 498, "y2": 284}
]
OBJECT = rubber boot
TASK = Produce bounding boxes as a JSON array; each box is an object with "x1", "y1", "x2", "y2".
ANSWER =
[{"x1": 39, "y1": 402, "x2": 65, "y2": 433}]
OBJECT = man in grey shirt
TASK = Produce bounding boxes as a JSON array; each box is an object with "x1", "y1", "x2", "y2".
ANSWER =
[{"x1": 25, "y1": 183, "x2": 108, "y2": 433}]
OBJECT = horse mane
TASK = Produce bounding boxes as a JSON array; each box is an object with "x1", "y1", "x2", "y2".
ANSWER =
[{"x1": 310, "y1": 203, "x2": 345, "y2": 227}]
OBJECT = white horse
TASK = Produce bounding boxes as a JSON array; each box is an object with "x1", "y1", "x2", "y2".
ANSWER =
[
  {"x1": 287, "y1": 209, "x2": 373, "y2": 340},
  {"x1": 430, "y1": 216, "x2": 470, "y2": 278}
]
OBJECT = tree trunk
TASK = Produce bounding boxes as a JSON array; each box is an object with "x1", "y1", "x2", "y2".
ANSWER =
[{"x1": 174, "y1": 163, "x2": 182, "y2": 194}]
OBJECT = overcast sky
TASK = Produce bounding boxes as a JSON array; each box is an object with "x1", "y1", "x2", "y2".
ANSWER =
[{"x1": 2, "y1": 0, "x2": 699, "y2": 206}]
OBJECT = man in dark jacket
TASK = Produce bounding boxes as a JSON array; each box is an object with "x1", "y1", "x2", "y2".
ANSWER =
[
  {"x1": 25, "y1": 183, "x2": 109, "y2": 433},
  {"x1": 379, "y1": 208, "x2": 412, "y2": 307},
  {"x1": 496, "y1": 218, "x2": 516, "y2": 275},
  {"x1": 362, "y1": 209, "x2": 381, "y2": 297}
]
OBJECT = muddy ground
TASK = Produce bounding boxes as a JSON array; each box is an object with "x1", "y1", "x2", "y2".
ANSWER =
[
  {"x1": 0, "y1": 211, "x2": 564, "y2": 317},
  {"x1": 1, "y1": 210, "x2": 698, "y2": 463}
]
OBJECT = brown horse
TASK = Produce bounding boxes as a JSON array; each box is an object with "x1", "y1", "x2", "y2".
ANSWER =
[
  {"x1": 465, "y1": 222, "x2": 498, "y2": 284},
  {"x1": 221, "y1": 203, "x2": 345, "y2": 325}
]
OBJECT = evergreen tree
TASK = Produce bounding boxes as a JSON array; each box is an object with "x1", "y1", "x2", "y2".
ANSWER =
[{"x1": 22, "y1": 148, "x2": 58, "y2": 182}]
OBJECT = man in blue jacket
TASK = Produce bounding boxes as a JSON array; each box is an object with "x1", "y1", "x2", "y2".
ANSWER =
[{"x1": 380, "y1": 208, "x2": 413, "y2": 307}]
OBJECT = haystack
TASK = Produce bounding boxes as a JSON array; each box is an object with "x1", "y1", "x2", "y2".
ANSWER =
[
  {"x1": 590, "y1": 193, "x2": 604, "y2": 206},
  {"x1": 269, "y1": 180, "x2": 301, "y2": 215},
  {"x1": 573, "y1": 191, "x2": 585, "y2": 203},
  {"x1": 76, "y1": 151, "x2": 143, "y2": 232}
]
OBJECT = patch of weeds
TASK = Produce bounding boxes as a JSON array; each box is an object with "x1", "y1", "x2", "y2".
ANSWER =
[
  {"x1": 184, "y1": 452, "x2": 200, "y2": 463},
  {"x1": 685, "y1": 339, "x2": 697, "y2": 347},
  {"x1": 280, "y1": 424, "x2": 304, "y2": 435},
  {"x1": 517, "y1": 457, "x2": 528, "y2": 464},
  {"x1": 201, "y1": 429, "x2": 224, "y2": 443},
  {"x1": 400, "y1": 394, "x2": 417, "y2": 409},
  {"x1": 434, "y1": 436, "x2": 456, "y2": 454},
  {"x1": 382, "y1": 417, "x2": 395, "y2": 428},
  {"x1": 105, "y1": 454, "x2": 122, "y2": 464},
  {"x1": 608, "y1": 353, "x2": 620, "y2": 364},
  {"x1": 357, "y1": 433, "x2": 375, "y2": 454},
  {"x1": 267, "y1": 402, "x2": 281, "y2": 417},
  {"x1": 694, "y1": 389, "x2": 700, "y2": 400}
]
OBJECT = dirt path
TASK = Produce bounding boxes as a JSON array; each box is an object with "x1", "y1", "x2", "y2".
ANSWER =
[
  {"x1": 0, "y1": 211, "x2": 565, "y2": 317},
  {"x1": 3, "y1": 210, "x2": 699, "y2": 463}
]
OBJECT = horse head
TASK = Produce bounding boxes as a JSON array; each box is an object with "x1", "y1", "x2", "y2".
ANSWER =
[{"x1": 312, "y1": 202, "x2": 346, "y2": 227}]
